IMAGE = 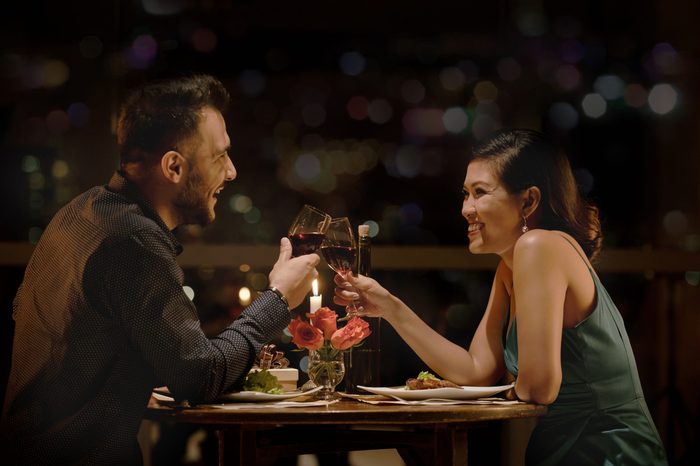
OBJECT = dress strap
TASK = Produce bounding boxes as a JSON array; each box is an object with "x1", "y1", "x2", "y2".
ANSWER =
[{"x1": 555, "y1": 233, "x2": 598, "y2": 280}]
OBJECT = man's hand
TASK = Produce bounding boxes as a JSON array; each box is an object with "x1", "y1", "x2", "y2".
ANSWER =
[{"x1": 268, "y1": 237, "x2": 319, "y2": 309}]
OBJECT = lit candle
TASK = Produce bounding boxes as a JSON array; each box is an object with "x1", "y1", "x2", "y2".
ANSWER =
[{"x1": 310, "y1": 279, "x2": 322, "y2": 314}]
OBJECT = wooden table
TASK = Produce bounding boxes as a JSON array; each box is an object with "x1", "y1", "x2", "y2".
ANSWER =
[{"x1": 145, "y1": 396, "x2": 546, "y2": 466}]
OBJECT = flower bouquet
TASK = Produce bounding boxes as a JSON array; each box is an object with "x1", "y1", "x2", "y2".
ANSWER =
[{"x1": 288, "y1": 307, "x2": 371, "y2": 399}]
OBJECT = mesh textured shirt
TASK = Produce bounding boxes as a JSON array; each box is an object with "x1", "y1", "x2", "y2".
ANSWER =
[{"x1": 1, "y1": 171, "x2": 290, "y2": 465}]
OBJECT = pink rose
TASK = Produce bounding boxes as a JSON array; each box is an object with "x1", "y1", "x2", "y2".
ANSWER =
[
  {"x1": 307, "y1": 307, "x2": 338, "y2": 339},
  {"x1": 330, "y1": 317, "x2": 372, "y2": 350},
  {"x1": 288, "y1": 317, "x2": 324, "y2": 350}
]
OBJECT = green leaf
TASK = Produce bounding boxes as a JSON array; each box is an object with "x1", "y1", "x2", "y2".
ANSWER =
[{"x1": 243, "y1": 369, "x2": 283, "y2": 394}]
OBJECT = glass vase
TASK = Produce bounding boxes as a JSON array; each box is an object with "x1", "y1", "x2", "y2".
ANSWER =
[{"x1": 307, "y1": 348, "x2": 345, "y2": 400}]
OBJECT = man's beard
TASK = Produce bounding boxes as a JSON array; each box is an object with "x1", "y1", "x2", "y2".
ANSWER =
[{"x1": 173, "y1": 166, "x2": 214, "y2": 226}]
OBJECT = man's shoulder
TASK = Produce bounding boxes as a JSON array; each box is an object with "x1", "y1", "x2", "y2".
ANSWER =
[{"x1": 71, "y1": 185, "x2": 162, "y2": 238}]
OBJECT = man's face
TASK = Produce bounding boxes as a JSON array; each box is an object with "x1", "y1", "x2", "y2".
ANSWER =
[{"x1": 173, "y1": 106, "x2": 235, "y2": 226}]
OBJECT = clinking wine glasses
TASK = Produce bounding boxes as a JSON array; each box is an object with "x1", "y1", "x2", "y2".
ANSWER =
[
  {"x1": 288, "y1": 205, "x2": 331, "y2": 257},
  {"x1": 320, "y1": 217, "x2": 360, "y2": 321}
]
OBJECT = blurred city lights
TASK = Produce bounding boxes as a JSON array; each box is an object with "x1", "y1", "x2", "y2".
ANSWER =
[
  {"x1": 473, "y1": 81, "x2": 498, "y2": 102},
  {"x1": 363, "y1": 221, "x2": 380, "y2": 238},
  {"x1": 244, "y1": 207, "x2": 262, "y2": 224},
  {"x1": 42, "y1": 59, "x2": 70, "y2": 88},
  {"x1": 651, "y1": 42, "x2": 678, "y2": 71},
  {"x1": 554, "y1": 64, "x2": 581, "y2": 91},
  {"x1": 439, "y1": 67, "x2": 466, "y2": 91},
  {"x1": 126, "y1": 34, "x2": 157, "y2": 69},
  {"x1": 229, "y1": 194, "x2": 253, "y2": 213},
  {"x1": 299, "y1": 355, "x2": 309, "y2": 373},
  {"x1": 46, "y1": 110, "x2": 70, "y2": 135},
  {"x1": 192, "y1": 28, "x2": 217, "y2": 53},
  {"x1": 400, "y1": 203, "x2": 423, "y2": 225},
  {"x1": 239, "y1": 264, "x2": 251, "y2": 273},
  {"x1": 79, "y1": 36, "x2": 103, "y2": 59},
  {"x1": 496, "y1": 57, "x2": 522, "y2": 82},
  {"x1": 685, "y1": 272, "x2": 700, "y2": 286},
  {"x1": 368, "y1": 99, "x2": 393, "y2": 124},
  {"x1": 402, "y1": 108, "x2": 445, "y2": 137},
  {"x1": 67, "y1": 102, "x2": 91, "y2": 127},
  {"x1": 472, "y1": 114, "x2": 499, "y2": 140},
  {"x1": 624, "y1": 84, "x2": 648, "y2": 108},
  {"x1": 29, "y1": 172, "x2": 45, "y2": 190},
  {"x1": 400, "y1": 79, "x2": 426, "y2": 104},
  {"x1": 294, "y1": 153, "x2": 321, "y2": 181},
  {"x1": 648, "y1": 83, "x2": 678, "y2": 115},
  {"x1": 581, "y1": 93, "x2": 607, "y2": 118},
  {"x1": 28, "y1": 227, "x2": 43, "y2": 245},
  {"x1": 250, "y1": 273, "x2": 268, "y2": 291},
  {"x1": 573, "y1": 168, "x2": 595, "y2": 195},
  {"x1": 52, "y1": 160, "x2": 69, "y2": 179},
  {"x1": 22, "y1": 155, "x2": 40, "y2": 173},
  {"x1": 594, "y1": 74, "x2": 625, "y2": 100},
  {"x1": 517, "y1": 11, "x2": 548, "y2": 37},
  {"x1": 238, "y1": 287, "x2": 252, "y2": 305},
  {"x1": 302, "y1": 103, "x2": 326, "y2": 127},
  {"x1": 552, "y1": 16, "x2": 582, "y2": 38},
  {"x1": 339, "y1": 51, "x2": 366, "y2": 76},
  {"x1": 442, "y1": 107, "x2": 469, "y2": 133},
  {"x1": 239, "y1": 70, "x2": 265, "y2": 96},
  {"x1": 347, "y1": 96, "x2": 369, "y2": 120},
  {"x1": 142, "y1": 0, "x2": 186, "y2": 15},
  {"x1": 549, "y1": 102, "x2": 579, "y2": 130},
  {"x1": 559, "y1": 39, "x2": 585, "y2": 63},
  {"x1": 390, "y1": 146, "x2": 419, "y2": 178},
  {"x1": 663, "y1": 210, "x2": 688, "y2": 238},
  {"x1": 183, "y1": 286, "x2": 195, "y2": 301}
]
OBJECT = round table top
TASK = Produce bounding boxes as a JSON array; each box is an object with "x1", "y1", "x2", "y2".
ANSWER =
[{"x1": 145, "y1": 396, "x2": 547, "y2": 427}]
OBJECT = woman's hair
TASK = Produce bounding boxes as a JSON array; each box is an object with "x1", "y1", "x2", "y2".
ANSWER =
[
  {"x1": 471, "y1": 129, "x2": 603, "y2": 261},
  {"x1": 117, "y1": 74, "x2": 230, "y2": 167}
]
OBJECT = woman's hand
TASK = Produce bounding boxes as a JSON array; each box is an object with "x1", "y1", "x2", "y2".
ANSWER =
[{"x1": 332, "y1": 273, "x2": 398, "y2": 321}]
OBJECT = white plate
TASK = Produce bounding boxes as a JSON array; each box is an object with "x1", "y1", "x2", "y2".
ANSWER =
[
  {"x1": 357, "y1": 383, "x2": 513, "y2": 401},
  {"x1": 218, "y1": 385, "x2": 323, "y2": 402}
]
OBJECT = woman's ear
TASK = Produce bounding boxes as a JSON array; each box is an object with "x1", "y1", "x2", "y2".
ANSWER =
[
  {"x1": 523, "y1": 186, "x2": 541, "y2": 217},
  {"x1": 160, "y1": 150, "x2": 186, "y2": 184}
]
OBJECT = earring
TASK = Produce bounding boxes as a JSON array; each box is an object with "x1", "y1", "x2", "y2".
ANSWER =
[{"x1": 521, "y1": 215, "x2": 529, "y2": 233}]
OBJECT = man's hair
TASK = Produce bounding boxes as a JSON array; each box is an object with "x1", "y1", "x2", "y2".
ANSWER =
[{"x1": 117, "y1": 74, "x2": 230, "y2": 167}]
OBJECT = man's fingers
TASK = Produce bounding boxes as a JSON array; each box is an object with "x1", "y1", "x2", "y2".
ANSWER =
[{"x1": 277, "y1": 237, "x2": 292, "y2": 263}]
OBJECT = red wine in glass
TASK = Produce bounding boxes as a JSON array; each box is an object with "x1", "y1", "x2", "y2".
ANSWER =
[
  {"x1": 287, "y1": 205, "x2": 331, "y2": 257},
  {"x1": 289, "y1": 232, "x2": 326, "y2": 256},
  {"x1": 321, "y1": 245, "x2": 357, "y2": 274}
]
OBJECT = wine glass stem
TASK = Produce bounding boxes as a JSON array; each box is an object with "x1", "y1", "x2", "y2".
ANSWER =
[{"x1": 337, "y1": 271, "x2": 359, "y2": 322}]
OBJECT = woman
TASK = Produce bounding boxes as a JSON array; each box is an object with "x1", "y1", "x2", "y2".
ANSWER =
[{"x1": 334, "y1": 129, "x2": 667, "y2": 465}]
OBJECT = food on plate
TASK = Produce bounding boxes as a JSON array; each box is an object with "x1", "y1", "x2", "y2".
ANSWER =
[
  {"x1": 243, "y1": 369, "x2": 283, "y2": 394},
  {"x1": 406, "y1": 371, "x2": 460, "y2": 390}
]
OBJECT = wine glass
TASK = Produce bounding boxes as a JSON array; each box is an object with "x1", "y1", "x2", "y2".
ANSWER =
[
  {"x1": 320, "y1": 217, "x2": 359, "y2": 321},
  {"x1": 288, "y1": 205, "x2": 331, "y2": 257}
]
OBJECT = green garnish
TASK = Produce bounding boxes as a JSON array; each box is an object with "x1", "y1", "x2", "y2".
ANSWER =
[
  {"x1": 243, "y1": 369, "x2": 283, "y2": 394},
  {"x1": 417, "y1": 371, "x2": 439, "y2": 381}
]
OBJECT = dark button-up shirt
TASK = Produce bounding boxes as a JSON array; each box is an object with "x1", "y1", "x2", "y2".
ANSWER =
[{"x1": 1, "y1": 172, "x2": 289, "y2": 465}]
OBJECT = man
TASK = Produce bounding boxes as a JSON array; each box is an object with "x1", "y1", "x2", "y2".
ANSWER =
[{"x1": 1, "y1": 75, "x2": 319, "y2": 465}]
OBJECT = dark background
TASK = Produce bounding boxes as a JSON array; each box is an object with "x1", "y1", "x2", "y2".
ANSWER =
[{"x1": 1, "y1": 1, "x2": 699, "y2": 464}]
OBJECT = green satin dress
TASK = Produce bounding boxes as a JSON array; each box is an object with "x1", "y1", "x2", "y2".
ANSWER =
[{"x1": 504, "y1": 240, "x2": 668, "y2": 465}]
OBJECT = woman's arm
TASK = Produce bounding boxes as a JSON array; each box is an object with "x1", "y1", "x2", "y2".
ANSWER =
[
  {"x1": 333, "y1": 263, "x2": 511, "y2": 386},
  {"x1": 511, "y1": 231, "x2": 567, "y2": 404}
]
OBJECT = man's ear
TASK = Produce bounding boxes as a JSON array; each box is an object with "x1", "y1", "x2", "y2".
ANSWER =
[
  {"x1": 160, "y1": 150, "x2": 186, "y2": 183},
  {"x1": 523, "y1": 186, "x2": 541, "y2": 217}
]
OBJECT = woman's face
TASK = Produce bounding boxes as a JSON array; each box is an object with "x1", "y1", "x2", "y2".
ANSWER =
[{"x1": 461, "y1": 159, "x2": 524, "y2": 257}]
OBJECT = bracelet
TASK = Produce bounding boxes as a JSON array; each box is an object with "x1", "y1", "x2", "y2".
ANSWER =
[{"x1": 266, "y1": 286, "x2": 289, "y2": 309}]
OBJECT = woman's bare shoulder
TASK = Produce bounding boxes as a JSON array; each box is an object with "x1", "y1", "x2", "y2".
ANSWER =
[{"x1": 513, "y1": 229, "x2": 578, "y2": 268}]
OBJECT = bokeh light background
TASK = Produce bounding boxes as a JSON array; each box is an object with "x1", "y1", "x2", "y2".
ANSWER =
[{"x1": 1, "y1": 1, "x2": 699, "y2": 463}]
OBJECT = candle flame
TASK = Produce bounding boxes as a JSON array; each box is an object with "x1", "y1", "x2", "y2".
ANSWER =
[{"x1": 312, "y1": 278, "x2": 319, "y2": 296}]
